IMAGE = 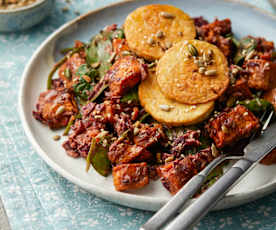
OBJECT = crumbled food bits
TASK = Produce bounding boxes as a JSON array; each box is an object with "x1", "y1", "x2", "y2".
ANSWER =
[
  {"x1": 160, "y1": 11, "x2": 176, "y2": 19},
  {"x1": 53, "y1": 135, "x2": 61, "y2": 141},
  {"x1": 0, "y1": 0, "x2": 37, "y2": 9}
]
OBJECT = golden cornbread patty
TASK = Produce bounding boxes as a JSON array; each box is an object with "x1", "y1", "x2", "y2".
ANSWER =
[
  {"x1": 157, "y1": 40, "x2": 229, "y2": 104},
  {"x1": 138, "y1": 71, "x2": 214, "y2": 126},
  {"x1": 124, "y1": 4, "x2": 196, "y2": 60}
]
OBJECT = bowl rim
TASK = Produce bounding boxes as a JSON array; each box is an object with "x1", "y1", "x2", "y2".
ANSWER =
[{"x1": 0, "y1": 0, "x2": 47, "y2": 14}]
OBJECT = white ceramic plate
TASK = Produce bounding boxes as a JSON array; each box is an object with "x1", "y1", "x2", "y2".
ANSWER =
[{"x1": 19, "y1": 0, "x2": 276, "y2": 211}]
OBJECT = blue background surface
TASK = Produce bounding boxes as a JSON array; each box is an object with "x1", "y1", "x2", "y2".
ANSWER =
[{"x1": 0, "y1": 0, "x2": 276, "y2": 229}]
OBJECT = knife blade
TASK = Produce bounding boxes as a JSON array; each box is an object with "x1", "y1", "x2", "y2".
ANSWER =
[{"x1": 244, "y1": 121, "x2": 276, "y2": 162}]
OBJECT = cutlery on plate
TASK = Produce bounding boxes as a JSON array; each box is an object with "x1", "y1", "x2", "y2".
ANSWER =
[{"x1": 141, "y1": 111, "x2": 275, "y2": 230}]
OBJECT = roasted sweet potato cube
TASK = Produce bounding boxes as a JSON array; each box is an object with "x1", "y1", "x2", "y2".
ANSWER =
[
  {"x1": 112, "y1": 38, "x2": 130, "y2": 57},
  {"x1": 113, "y1": 163, "x2": 149, "y2": 191},
  {"x1": 33, "y1": 89, "x2": 78, "y2": 129},
  {"x1": 133, "y1": 123, "x2": 164, "y2": 148},
  {"x1": 158, "y1": 148, "x2": 215, "y2": 194},
  {"x1": 245, "y1": 59, "x2": 276, "y2": 90},
  {"x1": 107, "y1": 56, "x2": 147, "y2": 96},
  {"x1": 227, "y1": 78, "x2": 252, "y2": 99},
  {"x1": 108, "y1": 140, "x2": 153, "y2": 165},
  {"x1": 264, "y1": 88, "x2": 276, "y2": 111},
  {"x1": 206, "y1": 105, "x2": 260, "y2": 148},
  {"x1": 158, "y1": 158, "x2": 193, "y2": 194}
]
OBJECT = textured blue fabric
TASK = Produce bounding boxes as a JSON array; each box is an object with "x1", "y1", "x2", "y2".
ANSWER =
[{"x1": 0, "y1": 1, "x2": 275, "y2": 229}]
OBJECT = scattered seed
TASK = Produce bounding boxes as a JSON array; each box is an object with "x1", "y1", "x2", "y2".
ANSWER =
[
  {"x1": 134, "y1": 127, "x2": 139, "y2": 136},
  {"x1": 121, "y1": 50, "x2": 131, "y2": 56},
  {"x1": 108, "y1": 52, "x2": 116, "y2": 63},
  {"x1": 147, "y1": 37, "x2": 155, "y2": 46},
  {"x1": 231, "y1": 67, "x2": 239, "y2": 75},
  {"x1": 64, "y1": 67, "x2": 71, "y2": 79},
  {"x1": 82, "y1": 75, "x2": 91, "y2": 83},
  {"x1": 178, "y1": 31, "x2": 183, "y2": 36},
  {"x1": 205, "y1": 69, "x2": 217, "y2": 76},
  {"x1": 55, "y1": 106, "x2": 65, "y2": 116},
  {"x1": 245, "y1": 50, "x2": 255, "y2": 60},
  {"x1": 62, "y1": 6, "x2": 69, "y2": 13},
  {"x1": 159, "y1": 104, "x2": 173, "y2": 112},
  {"x1": 160, "y1": 11, "x2": 175, "y2": 19},
  {"x1": 165, "y1": 41, "x2": 172, "y2": 49},
  {"x1": 264, "y1": 62, "x2": 270, "y2": 69},
  {"x1": 53, "y1": 135, "x2": 61, "y2": 141},
  {"x1": 156, "y1": 153, "x2": 162, "y2": 164},
  {"x1": 91, "y1": 62, "x2": 100, "y2": 68},
  {"x1": 256, "y1": 98, "x2": 262, "y2": 106},
  {"x1": 147, "y1": 62, "x2": 156, "y2": 68},
  {"x1": 156, "y1": 31, "x2": 165, "y2": 39},
  {"x1": 165, "y1": 156, "x2": 174, "y2": 163},
  {"x1": 188, "y1": 44, "x2": 198, "y2": 57},
  {"x1": 207, "y1": 49, "x2": 213, "y2": 57},
  {"x1": 211, "y1": 143, "x2": 219, "y2": 157},
  {"x1": 221, "y1": 125, "x2": 229, "y2": 133},
  {"x1": 199, "y1": 67, "x2": 206, "y2": 74}
]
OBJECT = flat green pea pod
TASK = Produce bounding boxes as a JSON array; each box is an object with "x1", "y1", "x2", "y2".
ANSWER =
[
  {"x1": 86, "y1": 138, "x2": 111, "y2": 177},
  {"x1": 237, "y1": 98, "x2": 272, "y2": 114}
]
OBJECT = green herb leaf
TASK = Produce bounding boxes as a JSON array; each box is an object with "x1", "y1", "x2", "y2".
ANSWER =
[
  {"x1": 121, "y1": 87, "x2": 139, "y2": 104},
  {"x1": 237, "y1": 97, "x2": 273, "y2": 114}
]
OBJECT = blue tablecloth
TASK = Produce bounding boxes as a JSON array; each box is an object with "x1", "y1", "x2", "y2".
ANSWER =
[{"x1": 0, "y1": 0, "x2": 275, "y2": 229}]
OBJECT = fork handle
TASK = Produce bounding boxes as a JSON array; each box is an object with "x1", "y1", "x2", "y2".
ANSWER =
[
  {"x1": 164, "y1": 158, "x2": 253, "y2": 230},
  {"x1": 140, "y1": 174, "x2": 206, "y2": 230}
]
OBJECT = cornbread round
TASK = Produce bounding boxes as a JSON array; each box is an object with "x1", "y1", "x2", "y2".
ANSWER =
[
  {"x1": 124, "y1": 4, "x2": 196, "y2": 60},
  {"x1": 156, "y1": 40, "x2": 229, "y2": 104},
  {"x1": 138, "y1": 70, "x2": 214, "y2": 126}
]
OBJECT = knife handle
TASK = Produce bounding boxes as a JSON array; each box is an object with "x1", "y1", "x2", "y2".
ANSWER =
[{"x1": 164, "y1": 158, "x2": 253, "y2": 230}]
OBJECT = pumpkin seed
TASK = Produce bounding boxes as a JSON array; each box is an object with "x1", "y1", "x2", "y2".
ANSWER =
[
  {"x1": 205, "y1": 69, "x2": 217, "y2": 76},
  {"x1": 160, "y1": 11, "x2": 175, "y2": 19},
  {"x1": 188, "y1": 44, "x2": 198, "y2": 57}
]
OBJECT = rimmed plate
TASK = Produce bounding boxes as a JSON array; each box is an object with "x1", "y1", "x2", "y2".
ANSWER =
[{"x1": 19, "y1": 0, "x2": 276, "y2": 211}]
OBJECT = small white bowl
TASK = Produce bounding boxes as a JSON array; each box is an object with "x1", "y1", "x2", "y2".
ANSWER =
[{"x1": 0, "y1": 0, "x2": 55, "y2": 32}]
